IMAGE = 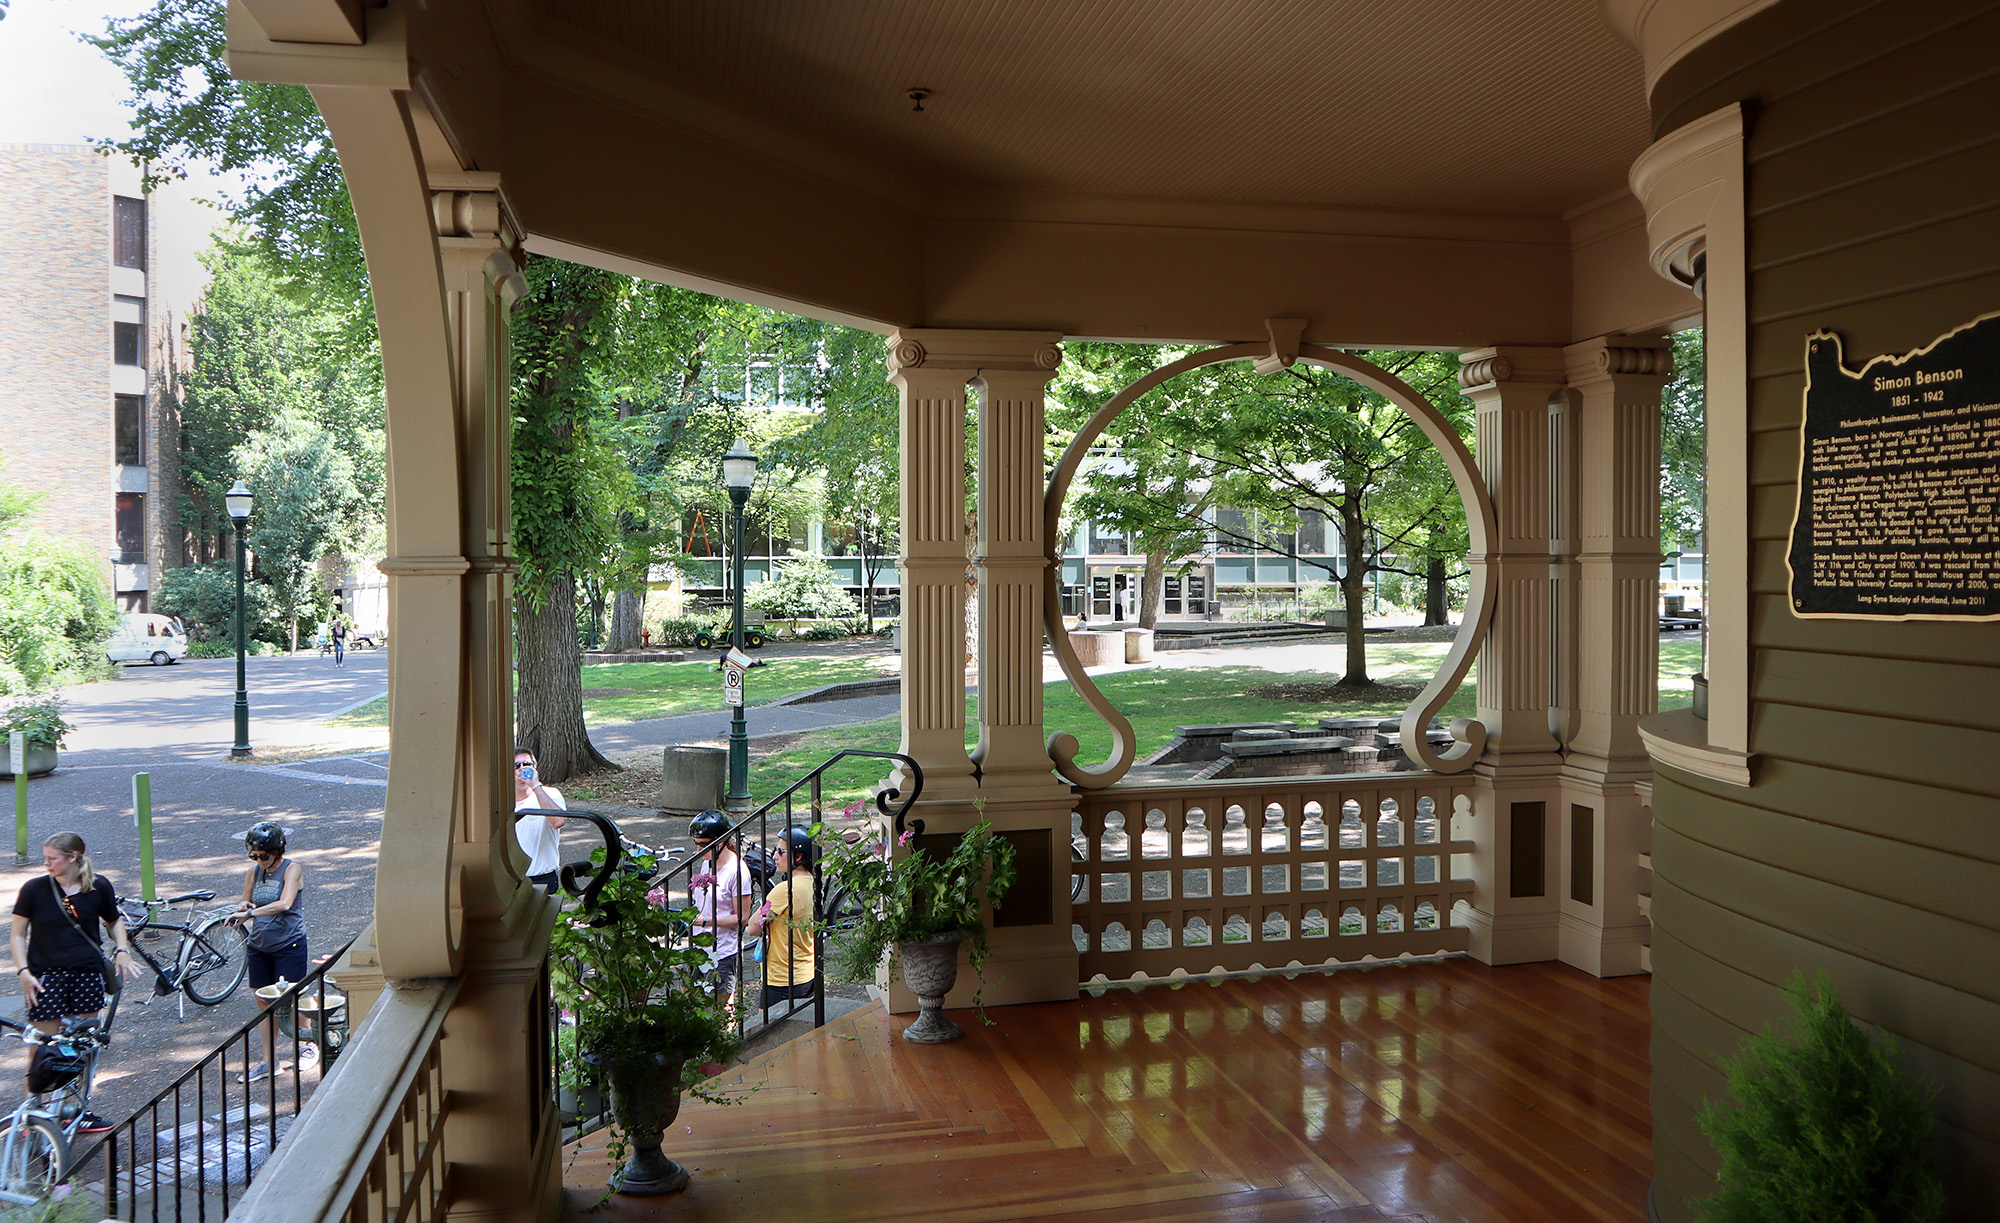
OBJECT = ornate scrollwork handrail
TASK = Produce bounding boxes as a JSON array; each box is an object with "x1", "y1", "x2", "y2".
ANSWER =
[{"x1": 1042, "y1": 341, "x2": 1498, "y2": 784}]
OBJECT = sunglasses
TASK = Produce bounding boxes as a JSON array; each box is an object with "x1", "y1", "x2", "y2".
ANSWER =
[{"x1": 247, "y1": 850, "x2": 277, "y2": 861}]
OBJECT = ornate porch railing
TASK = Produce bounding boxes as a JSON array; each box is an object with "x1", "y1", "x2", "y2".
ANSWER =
[{"x1": 1071, "y1": 772, "x2": 1475, "y2": 981}]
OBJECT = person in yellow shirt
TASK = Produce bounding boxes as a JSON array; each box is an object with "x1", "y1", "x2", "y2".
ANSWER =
[{"x1": 748, "y1": 827, "x2": 817, "y2": 1010}]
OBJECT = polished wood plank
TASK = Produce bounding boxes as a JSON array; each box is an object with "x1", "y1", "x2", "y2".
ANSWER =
[{"x1": 563, "y1": 958, "x2": 1651, "y2": 1223}]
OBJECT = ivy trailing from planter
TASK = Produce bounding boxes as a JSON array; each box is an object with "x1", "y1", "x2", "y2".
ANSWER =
[{"x1": 1697, "y1": 969, "x2": 1945, "y2": 1223}]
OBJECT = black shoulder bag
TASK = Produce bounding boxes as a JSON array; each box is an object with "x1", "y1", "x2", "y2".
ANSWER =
[{"x1": 47, "y1": 877, "x2": 122, "y2": 996}]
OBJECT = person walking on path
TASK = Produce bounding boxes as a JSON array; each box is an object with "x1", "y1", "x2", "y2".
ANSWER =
[
  {"x1": 230, "y1": 821, "x2": 307, "y2": 1082},
  {"x1": 746, "y1": 827, "x2": 817, "y2": 1010},
  {"x1": 10, "y1": 831, "x2": 139, "y2": 1131},
  {"x1": 685, "y1": 810, "x2": 755, "y2": 1006},
  {"x1": 513, "y1": 748, "x2": 566, "y2": 894},
  {"x1": 330, "y1": 619, "x2": 347, "y2": 667}
]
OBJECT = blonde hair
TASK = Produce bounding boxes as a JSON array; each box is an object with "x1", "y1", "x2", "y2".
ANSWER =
[{"x1": 43, "y1": 831, "x2": 95, "y2": 890}]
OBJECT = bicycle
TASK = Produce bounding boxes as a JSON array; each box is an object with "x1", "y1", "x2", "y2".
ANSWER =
[
  {"x1": 0, "y1": 1012, "x2": 112, "y2": 1205},
  {"x1": 118, "y1": 890, "x2": 250, "y2": 1018}
]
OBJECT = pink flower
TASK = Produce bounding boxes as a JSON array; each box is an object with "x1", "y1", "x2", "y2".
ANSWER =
[
  {"x1": 690, "y1": 872, "x2": 717, "y2": 890},
  {"x1": 645, "y1": 886, "x2": 668, "y2": 908},
  {"x1": 897, "y1": 829, "x2": 916, "y2": 848}
]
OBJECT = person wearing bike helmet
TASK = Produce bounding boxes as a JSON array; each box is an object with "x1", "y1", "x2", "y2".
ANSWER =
[
  {"x1": 230, "y1": 822, "x2": 306, "y2": 1082},
  {"x1": 686, "y1": 810, "x2": 755, "y2": 1003},
  {"x1": 10, "y1": 831, "x2": 137, "y2": 1131},
  {"x1": 746, "y1": 827, "x2": 817, "y2": 1009}
]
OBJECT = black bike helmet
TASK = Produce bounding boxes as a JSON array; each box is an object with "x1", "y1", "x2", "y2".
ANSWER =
[
  {"x1": 777, "y1": 826, "x2": 817, "y2": 870},
  {"x1": 244, "y1": 821, "x2": 288, "y2": 854},
  {"x1": 689, "y1": 810, "x2": 730, "y2": 840}
]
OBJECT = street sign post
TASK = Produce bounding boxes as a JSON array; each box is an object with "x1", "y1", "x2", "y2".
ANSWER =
[{"x1": 10, "y1": 731, "x2": 25, "y2": 865}]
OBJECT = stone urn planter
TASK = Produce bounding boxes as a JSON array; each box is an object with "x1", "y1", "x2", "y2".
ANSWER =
[
  {"x1": 0, "y1": 741, "x2": 57, "y2": 780},
  {"x1": 897, "y1": 930, "x2": 973, "y2": 1044},
  {"x1": 604, "y1": 1051, "x2": 691, "y2": 1195}
]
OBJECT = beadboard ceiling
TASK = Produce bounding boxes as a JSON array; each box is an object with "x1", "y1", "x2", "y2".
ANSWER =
[{"x1": 526, "y1": 0, "x2": 1652, "y2": 220}]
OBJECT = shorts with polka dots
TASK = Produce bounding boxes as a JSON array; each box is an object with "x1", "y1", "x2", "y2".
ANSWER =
[{"x1": 25, "y1": 966, "x2": 107, "y2": 1022}]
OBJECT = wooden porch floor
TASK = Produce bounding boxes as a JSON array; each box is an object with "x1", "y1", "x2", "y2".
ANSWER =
[{"x1": 561, "y1": 958, "x2": 1651, "y2": 1223}]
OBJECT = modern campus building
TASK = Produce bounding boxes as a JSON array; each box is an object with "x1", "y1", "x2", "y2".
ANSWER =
[
  {"x1": 213, "y1": 0, "x2": 1997, "y2": 1220},
  {"x1": 0, "y1": 145, "x2": 216, "y2": 609}
]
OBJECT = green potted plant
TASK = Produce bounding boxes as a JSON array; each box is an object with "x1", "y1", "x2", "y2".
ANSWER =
[
  {"x1": 820, "y1": 819, "x2": 1018, "y2": 1044},
  {"x1": 549, "y1": 850, "x2": 741, "y2": 1196},
  {"x1": 1698, "y1": 969, "x2": 1945, "y2": 1222},
  {"x1": 0, "y1": 692, "x2": 74, "y2": 779}
]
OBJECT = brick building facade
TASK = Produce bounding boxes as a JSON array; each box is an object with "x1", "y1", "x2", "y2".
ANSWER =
[{"x1": 0, "y1": 144, "x2": 214, "y2": 609}]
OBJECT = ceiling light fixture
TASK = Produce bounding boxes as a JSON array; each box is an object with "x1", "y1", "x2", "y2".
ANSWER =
[{"x1": 907, "y1": 87, "x2": 932, "y2": 112}]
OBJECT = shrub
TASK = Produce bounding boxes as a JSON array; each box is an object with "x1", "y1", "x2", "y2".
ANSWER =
[
  {"x1": 794, "y1": 621, "x2": 847, "y2": 641},
  {"x1": 154, "y1": 563, "x2": 286, "y2": 645},
  {"x1": 655, "y1": 617, "x2": 724, "y2": 648},
  {"x1": 1697, "y1": 970, "x2": 1944, "y2": 1223},
  {"x1": 0, "y1": 692, "x2": 75, "y2": 748},
  {"x1": 0, "y1": 533, "x2": 119, "y2": 695},
  {"x1": 746, "y1": 559, "x2": 857, "y2": 621}
]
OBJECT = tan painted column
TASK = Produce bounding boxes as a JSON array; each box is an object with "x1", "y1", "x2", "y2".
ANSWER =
[
  {"x1": 1456, "y1": 348, "x2": 1566, "y2": 965},
  {"x1": 883, "y1": 330, "x2": 1079, "y2": 1014},
  {"x1": 304, "y1": 87, "x2": 562, "y2": 1223},
  {"x1": 1557, "y1": 335, "x2": 1671, "y2": 977},
  {"x1": 886, "y1": 335, "x2": 977, "y2": 801}
]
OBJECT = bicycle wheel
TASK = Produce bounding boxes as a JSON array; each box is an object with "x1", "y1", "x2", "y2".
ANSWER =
[
  {"x1": 1071, "y1": 840, "x2": 1087, "y2": 904},
  {"x1": 181, "y1": 917, "x2": 250, "y2": 1005},
  {"x1": 0, "y1": 1114, "x2": 67, "y2": 1199},
  {"x1": 822, "y1": 883, "x2": 864, "y2": 933}
]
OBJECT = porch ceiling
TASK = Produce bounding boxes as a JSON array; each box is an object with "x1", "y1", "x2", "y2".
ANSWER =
[{"x1": 520, "y1": 0, "x2": 1651, "y2": 220}]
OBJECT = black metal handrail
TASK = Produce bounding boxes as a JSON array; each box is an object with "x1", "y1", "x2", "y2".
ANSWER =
[
  {"x1": 75, "y1": 934, "x2": 359, "y2": 1221},
  {"x1": 551, "y1": 749, "x2": 922, "y2": 1139}
]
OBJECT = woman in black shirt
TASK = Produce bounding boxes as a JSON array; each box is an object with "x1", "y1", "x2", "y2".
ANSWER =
[{"x1": 10, "y1": 832, "x2": 138, "y2": 1037}]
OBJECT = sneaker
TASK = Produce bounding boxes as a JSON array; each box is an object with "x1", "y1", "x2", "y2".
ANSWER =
[
  {"x1": 74, "y1": 1113, "x2": 113, "y2": 1134},
  {"x1": 296, "y1": 1043, "x2": 321, "y2": 1068},
  {"x1": 237, "y1": 1062, "x2": 272, "y2": 1083}
]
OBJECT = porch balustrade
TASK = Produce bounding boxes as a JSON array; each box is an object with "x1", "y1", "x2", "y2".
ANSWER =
[{"x1": 1071, "y1": 773, "x2": 1475, "y2": 981}]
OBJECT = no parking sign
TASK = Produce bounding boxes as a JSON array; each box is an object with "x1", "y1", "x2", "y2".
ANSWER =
[{"x1": 722, "y1": 662, "x2": 745, "y2": 707}]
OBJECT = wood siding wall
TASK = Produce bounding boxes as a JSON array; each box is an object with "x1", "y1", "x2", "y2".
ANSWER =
[{"x1": 1647, "y1": 2, "x2": 2000, "y2": 1219}]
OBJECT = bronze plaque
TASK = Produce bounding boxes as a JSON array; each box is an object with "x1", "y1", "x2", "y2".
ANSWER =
[{"x1": 1787, "y1": 312, "x2": 2000, "y2": 620}]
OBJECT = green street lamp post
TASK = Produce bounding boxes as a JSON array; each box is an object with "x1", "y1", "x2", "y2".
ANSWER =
[
  {"x1": 226, "y1": 479, "x2": 254, "y2": 758},
  {"x1": 721, "y1": 440, "x2": 758, "y2": 810}
]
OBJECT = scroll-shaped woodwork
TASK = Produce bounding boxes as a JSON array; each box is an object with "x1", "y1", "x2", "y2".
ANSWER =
[{"x1": 1043, "y1": 342, "x2": 1498, "y2": 785}]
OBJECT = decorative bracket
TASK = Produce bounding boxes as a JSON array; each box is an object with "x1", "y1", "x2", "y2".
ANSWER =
[{"x1": 1252, "y1": 318, "x2": 1308, "y2": 375}]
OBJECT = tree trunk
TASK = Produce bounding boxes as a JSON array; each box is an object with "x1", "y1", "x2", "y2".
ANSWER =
[
  {"x1": 1340, "y1": 496, "x2": 1369, "y2": 683},
  {"x1": 1425, "y1": 557, "x2": 1449, "y2": 626},
  {"x1": 516, "y1": 571, "x2": 614, "y2": 784},
  {"x1": 1138, "y1": 550, "x2": 1167, "y2": 630},
  {"x1": 607, "y1": 582, "x2": 645, "y2": 651}
]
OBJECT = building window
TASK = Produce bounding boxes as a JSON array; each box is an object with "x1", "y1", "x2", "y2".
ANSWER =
[
  {"x1": 115, "y1": 493, "x2": 145, "y2": 563},
  {"x1": 1297, "y1": 510, "x2": 1327, "y2": 554},
  {"x1": 114, "y1": 196, "x2": 147, "y2": 271},
  {"x1": 115, "y1": 395, "x2": 144, "y2": 465}
]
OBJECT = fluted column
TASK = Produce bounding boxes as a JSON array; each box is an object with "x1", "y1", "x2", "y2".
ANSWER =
[
  {"x1": 1456, "y1": 348, "x2": 1566, "y2": 965},
  {"x1": 882, "y1": 329, "x2": 1078, "y2": 1014},
  {"x1": 1558, "y1": 334, "x2": 1671, "y2": 977},
  {"x1": 1460, "y1": 348, "x2": 1566, "y2": 762},
  {"x1": 973, "y1": 345, "x2": 1066, "y2": 797},
  {"x1": 1564, "y1": 337, "x2": 1671, "y2": 773},
  {"x1": 887, "y1": 334, "x2": 978, "y2": 798}
]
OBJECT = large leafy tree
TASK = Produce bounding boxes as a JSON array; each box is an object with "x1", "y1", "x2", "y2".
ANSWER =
[
  {"x1": 178, "y1": 237, "x2": 383, "y2": 565},
  {"x1": 512, "y1": 257, "x2": 635, "y2": 780},
  {"x1": 1662, "y1": 327, "x2": 1706, "y2": 555},
  {"x1": 0, "y1": 460, "x2": 119, "y2": 695},
  {"x1": 237, "y1": 410, "x2": 362, "y2": 650}
]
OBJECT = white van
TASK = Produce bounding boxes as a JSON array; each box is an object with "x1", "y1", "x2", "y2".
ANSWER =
[{"x1": 107, "y1": 613, "x2": 189, "y2": 666}]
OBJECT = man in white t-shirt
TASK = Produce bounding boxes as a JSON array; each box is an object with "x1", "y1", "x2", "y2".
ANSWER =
[
  {"x1": 513, "y1": 748, "x2": 566, "y2": 893},
  {"x1": 686, "y1": 809, "x2": 756, "y2": 1000}
]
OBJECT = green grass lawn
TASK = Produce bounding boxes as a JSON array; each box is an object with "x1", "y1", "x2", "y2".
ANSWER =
[
  {"x1": 328, "y1": 653, "x2": 894, "y2": 731},
  {"x1": 750, "y1": 637, "x2": 1707, "y2": 810}
]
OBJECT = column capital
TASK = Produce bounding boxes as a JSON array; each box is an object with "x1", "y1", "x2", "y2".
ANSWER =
[
  {"x1": 1562, "y1": 334, "x2": 1674, "y2": 392},
  {"x1": 1457, "y1": 345, "x2": 1568, "y2": 394},
  {"x1": 887, "y1": 328, "x2": 1064, "y2": 376}
]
